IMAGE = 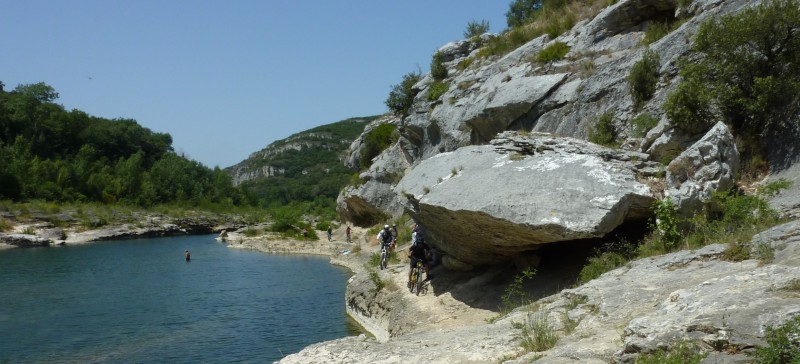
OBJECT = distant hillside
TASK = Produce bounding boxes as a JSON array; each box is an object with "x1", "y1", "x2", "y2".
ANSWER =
[{"x1": 226, "y1": 115, "x2": 379, "y2": 209}]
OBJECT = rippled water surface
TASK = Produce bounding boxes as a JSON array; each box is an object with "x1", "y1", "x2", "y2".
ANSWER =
[{"x1": 0, "y1": 235, "x2": 357, "y2": 363}]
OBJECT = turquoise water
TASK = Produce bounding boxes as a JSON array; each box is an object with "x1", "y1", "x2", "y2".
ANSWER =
[{"x1": 0, "y1": 235, "x2": 357, "y2": 363}]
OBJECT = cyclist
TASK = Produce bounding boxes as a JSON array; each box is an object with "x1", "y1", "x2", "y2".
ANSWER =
[
  {"x1": 407, "y1": 233, "x2": 432, "y2": 287},
  {"x1": 376, "y1": 224, "x2": 394, "y2": 255}
]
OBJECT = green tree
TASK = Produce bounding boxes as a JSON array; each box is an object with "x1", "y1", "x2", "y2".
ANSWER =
[
  {"x1": 506, "y1": 0, "x2": 543, "y2": 28},
  {"x1": 14, "y1": 82, "x2": 59, "y2": 103},
  {"x1": 665, "y1": 0, "x2": 800, "y2": 135},
  {"x1": 385, "y1": 71, "x2": 422, "y2": 117}
]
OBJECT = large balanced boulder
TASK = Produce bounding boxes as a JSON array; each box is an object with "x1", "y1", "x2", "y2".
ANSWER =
[{"x1": 396, "y1": 132, "x2": 659, "y2": 269}]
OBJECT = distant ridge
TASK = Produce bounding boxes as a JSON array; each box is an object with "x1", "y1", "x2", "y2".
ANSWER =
[{"x1": 225, "y1": 115, "x2": 380, "y2": 206}]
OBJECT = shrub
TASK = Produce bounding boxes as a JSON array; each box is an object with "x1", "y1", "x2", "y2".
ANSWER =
[
  {"x1": 588, "y1": 112, "x2": 618, "y2": 147},
  {"x1": 648, "y1": 198, "x2": 681, "y2": 253},
  {"x1": 427, "y1": 81, "x2": 450, "y2": 102},
  {"x1": 501, "y1": 268, "x2": 537, "y2": 312},
  {"x1": 628, "y1": 48, "x2": 660, "y2": 108},
  {"x1": 242, "y1": 227, "x2": 260, "y2": 237},
  {"x1": 536, "y1": 42, "x2": 570, "y2": 64},
  {"x1": 631, "y1": 113, "x2": 659, "y2": 137},
  {"x1": 514, "y1": 311, "x2": 558, "y2": 352},
  {"x1": 721, "y1": 242, "x2": 750, "y2": 262},
  {"x1": 464, "y1": 19, "x2": 490, "y2": 38},
  {"x1": 636, "y1": 341, "x2": 706, "y2": 364},
  {"x1": 0, "y1": 218, "x2": 10, "y2": 232},
  {"x1": 753, "y1": 315, "x2": 800, "y2": 363},
  {"x1": 684, "y1": 191, "x2": 783, "y2": 249},
  {"x1": 349, "y1": 172, "x2": 363, "y2": 188},
  {"x1": 359, "y1": 123, "x2": 398, "y2": 169},
  {"x1": 578, "y1": 252, "x2": 627, "y2": 285},
  {"x1": 456, "y1": 57, "x2": 474, "y2": 71},
  {"x1": 430, "y1": 51, "x2": 448, "y2": 81},
  {"x1": 385, "y1": 71, "x2": 422, "y2": 117}
]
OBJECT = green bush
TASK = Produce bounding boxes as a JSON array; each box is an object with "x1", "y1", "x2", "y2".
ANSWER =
[
  {"x1": 385, "y1": 71, "x2": 422, "y2": 117},
  {"x1": 515, "y1": 311, "x2": 558, "y2": 352},
  {"x1": 536, "y1": 42, "x2": 570, "y2": 64},
  {"x1": 754, "y1": 315, "x2": 800, "y2": 363},
  {"x1": 646, "y1": 198, "x2": 682, "y2": 254},
  {"x1": 464, "y1": 19, "x2": 490, "y2": 39},
  {"x1": 428, "y1": 81, "x2": 450, "y2": 101},
  {"x1": 631, "y1": 113, "x2": 659, "y2": 137},
  {"x1": 628, "y1": 48, "x2": 660, "y2": 108},
  {"x1": 578, "y1": 252, "x2": 627, "y2": 285},
  {"x1": 506, "y1": 0, "x2": 542, "y2": 28},
  {"x1": 665, "y1": 0, "x2": 800, "y2": 136},
  {"x1": 430, "y1": 51, "x2": 448, "y2": 81},
  {"x1": 359, "y1": 123, "x2": 398, "y2": 169},
  {"x1": 588, "y1": 112, "x2": 618, "y2": 147},
  {"x1": 636, "y1": 341, "x2": 706, "y2": 364}
]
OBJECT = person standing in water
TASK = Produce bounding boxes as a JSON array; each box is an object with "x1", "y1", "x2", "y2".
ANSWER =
[{"x1": 185, "y1": 249, "x2": 191, "y2": 262}]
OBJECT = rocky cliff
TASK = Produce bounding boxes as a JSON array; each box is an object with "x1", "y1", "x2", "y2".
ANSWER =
[
  {"x1": 320, "y1": 0, "x2": 800, "y2": 362},
  {"x1": 337, "y1": 0, "x2": 794, "y2": 267}
]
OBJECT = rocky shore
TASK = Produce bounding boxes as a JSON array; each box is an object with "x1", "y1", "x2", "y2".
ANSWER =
[
  {"x1": 278, "y1": 219, "x2": 800, "y2": 364},
  {"x1": 0, "y1": 210, "x2": 243, "y2": 249}
]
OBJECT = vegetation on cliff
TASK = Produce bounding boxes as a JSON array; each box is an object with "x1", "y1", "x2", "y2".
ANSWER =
[
  {"x1": 230, "y1": 116, "x2": 379, "y2": 221},
  {"x1": 665, "y1": 0, "x2": 800, "y2": 171}
]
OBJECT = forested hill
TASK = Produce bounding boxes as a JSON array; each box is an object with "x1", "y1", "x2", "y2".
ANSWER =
[
  {"x1": 0, "y1": 82, "x2": 247, "y2": 207},
  {"x1": 225, "y1": 115, "x2": 379, "y2": 213}
]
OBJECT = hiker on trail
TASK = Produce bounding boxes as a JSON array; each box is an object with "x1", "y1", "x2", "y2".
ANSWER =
[
  {"x1": 346, "y1": 225, "x2": 351, "y2": 243},
  {"x1": 327, "y1": 226, "x2": 333, "y2": 241},
  {"x1": 302, "y1": 228, "x2": 308, "y2": 241}
]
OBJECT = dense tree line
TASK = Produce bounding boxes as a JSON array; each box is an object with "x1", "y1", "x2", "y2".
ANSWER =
[{"x1": 0, "y1": 82, "x2": 248, "y2": 206}]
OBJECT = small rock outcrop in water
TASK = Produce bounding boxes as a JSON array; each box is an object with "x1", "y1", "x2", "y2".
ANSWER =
[{"x1": 396, "y1": 132, "x2": 659, "y2": 269}]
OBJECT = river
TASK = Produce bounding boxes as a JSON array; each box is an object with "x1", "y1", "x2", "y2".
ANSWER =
[{"x1": 0, "y1": 235, "x2": 358, "y2": 363}]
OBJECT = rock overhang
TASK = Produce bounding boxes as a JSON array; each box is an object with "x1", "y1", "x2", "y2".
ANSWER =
[{"x1": 396, "y1": 133, "x2": 656, "y2": 269}]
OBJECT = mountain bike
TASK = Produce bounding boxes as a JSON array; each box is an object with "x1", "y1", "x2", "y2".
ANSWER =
[
  {"x1": 379, "y1": 243, "x2": 389, "y2": 270},
  {"x1": 409, "y1": 259, "x2": 424, "y2": 295}
]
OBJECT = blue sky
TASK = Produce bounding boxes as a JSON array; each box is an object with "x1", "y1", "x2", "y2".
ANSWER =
[{"x1": 1, "y1": 1, "x2": 509, "y2": 168}]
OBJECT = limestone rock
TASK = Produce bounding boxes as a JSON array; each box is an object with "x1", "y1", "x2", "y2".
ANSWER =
[
  {"x1": 396, "y1": 132, "x2": 657, "y2": 269},
  {"x1": 665, "y1": 122, "x2": 739, "y2": 215},
  {"x1": 337, "y1": 142, "x2": 411, "y2": 225},
  {"x1": 0, "y1": 233, "x2": 51, "y2": 247}
]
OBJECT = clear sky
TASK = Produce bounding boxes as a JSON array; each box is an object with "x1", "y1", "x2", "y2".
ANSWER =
[{"x1": 1, "y1": 1, "x2": 509, "y2": 168}]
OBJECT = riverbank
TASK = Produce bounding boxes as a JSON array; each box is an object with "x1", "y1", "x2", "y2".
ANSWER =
[{"x1": 0, "y1": 207, "x2": 244, "y2": 249}]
